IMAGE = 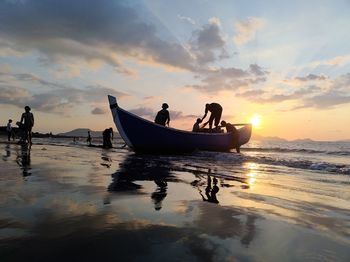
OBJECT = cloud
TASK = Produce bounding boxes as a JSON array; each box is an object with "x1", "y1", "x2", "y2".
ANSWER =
[
  {"x1": 177, "y1": 15, "x2": 196, "y2": 25},
  {"x1": 294, "y1": 91, "x2": 350, "y2": 110},
  {"x1": 91, "y1": 107, "x2": 106, "y2": 115},
  {"x1": 295, "y1": 74, "x2": 327, "y2": 82},
  {"x1": 292, "y1": 73, "x2": 350, "y2": 109},
  {"x1": 0, "y1": 0, "x2": 195, "y2": 72},
  {"x1": 233, "y1": 17, "x2": 266, "y2": 45},
  {"x1": 310, "y1": 54, "x2": 350, "y2": 67},
  {"x1": 0, "y1": 71, "x2": 128, "y2": 113},
  {"x1": 188, "y1": 64, "x2": 268, "y2": 93},
  {"x1": 189, "y1": 18, "x2": 228, "y2": 65}
]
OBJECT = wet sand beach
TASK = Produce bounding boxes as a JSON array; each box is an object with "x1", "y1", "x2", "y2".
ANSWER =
[{"x1": 0, "y1": 138, "x2": 350, "y2": 261}]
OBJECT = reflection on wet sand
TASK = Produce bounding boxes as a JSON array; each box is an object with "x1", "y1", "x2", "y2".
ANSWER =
[
  {"x1": 2, "y1": 144, "x2": 11, "y2": 161},
  {"x1": 199, "y1": 173, "x2": 219, "y2": 204},
  {"x1": 16, "y1": 144, "x2": 31, "y2": 177},
  {"x1": 108, "y1": 154, "x2": 178, "y2": 210}
]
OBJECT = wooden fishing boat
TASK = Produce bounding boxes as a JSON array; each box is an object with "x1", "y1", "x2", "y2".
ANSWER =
[{"x1": 108, "y1": 95, "x2": 252, "y2": 153}]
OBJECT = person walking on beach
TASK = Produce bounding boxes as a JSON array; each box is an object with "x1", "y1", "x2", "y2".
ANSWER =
[
  {"x1": 201, "y1": 103, "x2": 223, "y2": 131},
  {"x1": 103, "y1": 128, "x2": 113, "y2": 148},
  {"x1": 155, "y1": 103, "x2": 170, "y2": 127},
  {"x1": 20, "y1": 106, "x2": 34, "y2": 145},
  {"x1": 87, "y1": 130, "x2": 92, "y2": 146},
  {"x1": 6, "y1": 119, "x2": 13, "y2": 141}
]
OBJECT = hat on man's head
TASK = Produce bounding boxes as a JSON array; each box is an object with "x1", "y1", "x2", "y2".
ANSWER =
[
  {"x1": 162, "y1": 103, "x2": 169, "y2": 109},
  {"x1": 25, "y1": 106, "x2": 31, "y2": 111}
]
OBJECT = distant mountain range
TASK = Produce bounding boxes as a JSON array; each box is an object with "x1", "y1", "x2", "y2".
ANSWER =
[{"x1": 57, "y1": 128, "x2": 103, "y2": 137}]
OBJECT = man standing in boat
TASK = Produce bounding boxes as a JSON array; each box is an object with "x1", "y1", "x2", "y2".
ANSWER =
[
  {"x1": 201, "y1": 103, "x2": 222, "y2": 131},
  {"x1": 155, "y1": 103, "x2": 170, "y2": 127}
]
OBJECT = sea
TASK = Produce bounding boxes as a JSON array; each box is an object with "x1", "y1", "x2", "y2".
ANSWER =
[{"x1": 1, "y1": 135, "x2": 349, "y2": 261}]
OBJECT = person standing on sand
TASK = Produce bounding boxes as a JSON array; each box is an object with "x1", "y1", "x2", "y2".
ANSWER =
[
  {"x1": 20, "y1": 106, "x2": 34, "y2": 145},
  {"x1": 103, "y1": 128, "x2": 113, "y2": 148},
  {"x1": 201, "y1": 103, "x2": 223, "y2": 131},
  {"x1": 87, "y1": 131, "x2": 92, "y2": 146},
  {"x1": 6, "y1": 119, "x2": 13, "y2": 142}
]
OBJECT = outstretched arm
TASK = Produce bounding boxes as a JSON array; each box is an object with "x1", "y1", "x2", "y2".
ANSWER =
[{"x1": 201, "y1": 108, "x2": 208, "y2": 121}]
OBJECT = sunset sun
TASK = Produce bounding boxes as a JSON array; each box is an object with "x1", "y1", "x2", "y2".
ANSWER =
[{"x1": 249, "y1": 114, "x2": 262, "y2": 128}]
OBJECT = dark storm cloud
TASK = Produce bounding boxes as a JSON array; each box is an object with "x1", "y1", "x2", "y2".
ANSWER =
[{"x1": 0, "y1": 0, "x2": 195, "y2": 71}]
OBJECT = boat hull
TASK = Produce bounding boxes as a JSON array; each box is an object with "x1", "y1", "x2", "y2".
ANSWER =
[{"x1": 108, "y1": 95, "x2": 251, "y2": 153}]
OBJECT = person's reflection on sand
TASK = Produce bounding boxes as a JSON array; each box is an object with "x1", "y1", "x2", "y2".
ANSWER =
[
  {"x1": 2, "y1": 144, "x2": 11, "y2": 161},
  {"x1": 108, "y1": 154, "x2": 176, "y2": 210},
  {"x1": 151, "y1": 180, "x2": 168, "y2": 211},
  {"x1": 200, "y1": 175, "x2": 219, "y2": 204},
  {"x1": 16, "y1": 144, "x2": 31, "y2": 177}
]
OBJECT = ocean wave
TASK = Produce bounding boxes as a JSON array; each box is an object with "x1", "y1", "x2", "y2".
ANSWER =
[
  {"x1": 197, "y1": 151, "x2": 350, "y2": 175},
  {"x1": 243, "y1": 146, "x2": 350, "y2": 156}
]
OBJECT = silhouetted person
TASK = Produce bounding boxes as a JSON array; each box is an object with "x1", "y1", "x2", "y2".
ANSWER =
[
  {"x1": 155, "y1": 103, "x2": 170, "y2": 126},
  {"x1": 103, "y1": 128, "x2": 113, "y2": 148},
  {"x1": 20, "y1": 106, "x2": 34, "y2": 145},
  {"x1": 87, "y1": 130, "x2": 92, "y2": 146},
  {"x1": 220, "y1": 120, "x2": 240, "y2": 153},
  {"x1": 6, "y1": 119, "x2": 13, "y2": 141},
  {"x1": 192, "y1": 118, "x2": 202, "y2": 132},
  {"x1": 201, "y1": 103, "x2": 222, "y2": 131}
]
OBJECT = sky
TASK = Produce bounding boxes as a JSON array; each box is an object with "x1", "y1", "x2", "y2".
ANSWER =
[{"x1": 1, "y1": 0, "x2": 350, "y2": 141}]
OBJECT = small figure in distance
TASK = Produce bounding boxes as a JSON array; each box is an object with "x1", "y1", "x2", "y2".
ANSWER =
[
  {"x1": 155, "y1": 103, "x2": 170, "y2": 127},
  {"x1": 201, "y1": 103, "x2": 223, "y2": 131},
  {"x1": 103, "y1": 127, "x2": 113, "y2": 149},
  {"x1": 87, "y1": 130, "x2": 92, "y2": 146},
  {"x1": 220, "y1": 120, "x2": 240, "y2": 153},
  {"x1": 192, "y1": 118, "x2": 202, "y2": 132},
  {"x1": 20, "y1": 106, "x2": 34, "y2": 145},
  {"x1": 6, "y1": 119, "x2": 13, "y2": 142}
]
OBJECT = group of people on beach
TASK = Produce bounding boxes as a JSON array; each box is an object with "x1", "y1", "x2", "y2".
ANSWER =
[
  {"x1": 154, "y1": 102, "x2": 240, "y2": 152},
  {"x1": 6, "y1": 100, "x2": 238, "y2": 151},
  {"x1": 154, "y1": 102, "x2": 234, "y2": 132},
  {"x1": 6, "y1": 106, "x2": 34, "y2": 145}
]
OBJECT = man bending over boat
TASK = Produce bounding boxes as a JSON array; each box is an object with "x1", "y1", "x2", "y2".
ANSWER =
[
  {"x1": 220, "y1": 120, "x2": 240, "y2": 153},
  {"x1": 201, "y1": 103, "x2": 222, "y2": 131},
  {"x1": 155, "y1": 103, "x2": 170, "y2": 127}
]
